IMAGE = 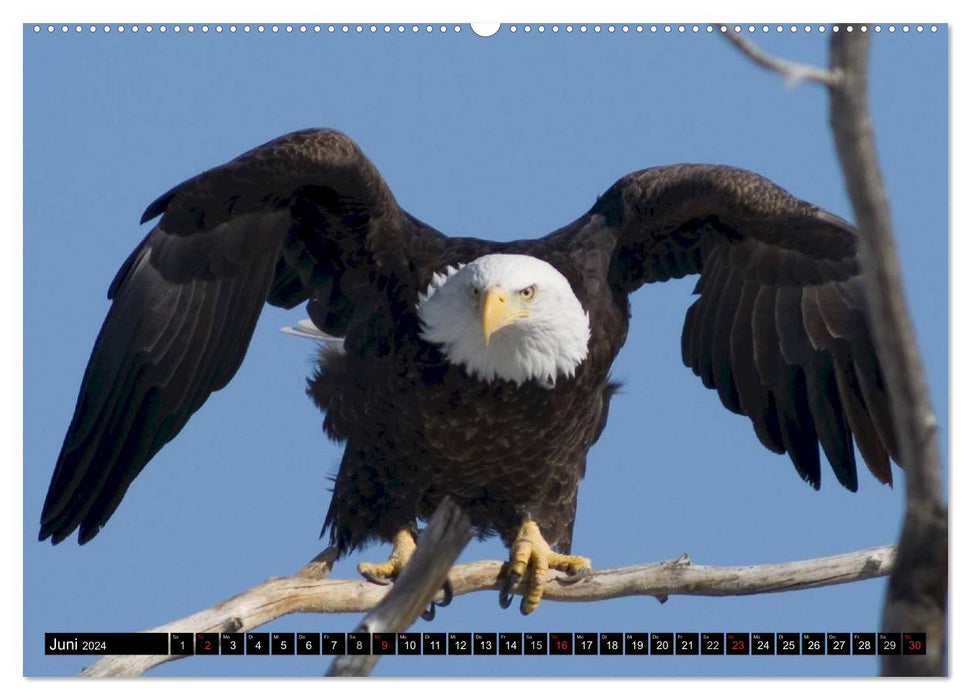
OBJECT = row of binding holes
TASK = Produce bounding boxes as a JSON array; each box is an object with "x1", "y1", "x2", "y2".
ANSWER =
[
  {"x1": 33, "y1": 24, "x2": 939, "y2": 34},
  {"x1": 510, "y1": 25, "x2": 936, "y2": 34},
  {"x1": 32, "y1": 25, "x2": 463, "y2": 34}
]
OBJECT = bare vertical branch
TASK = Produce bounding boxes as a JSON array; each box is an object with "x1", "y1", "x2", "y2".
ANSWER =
[
  {"x1": 326, "y1": 497, "x2": 472, "y2": 677},
  {"x1": 827, "y1": 27, "x2": 947, "y2": 676}
]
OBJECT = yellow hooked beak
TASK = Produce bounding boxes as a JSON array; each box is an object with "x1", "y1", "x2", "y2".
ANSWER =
[{"x1": 480, "y1": 286, "x2": 528, "y2": 345}]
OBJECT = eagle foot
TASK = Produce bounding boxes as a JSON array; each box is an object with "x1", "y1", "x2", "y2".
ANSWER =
[
  {"x1": 358, "y1": 528, "x2": 454, "y2": 620},
  {"x1": 357, "y1": 528, "x2": 418, "y2": 585},
  {"x1": 499, "y1": 520, "x2": 592, "y2": 615}
]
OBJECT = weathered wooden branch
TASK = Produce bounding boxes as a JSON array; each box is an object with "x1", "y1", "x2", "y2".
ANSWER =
[
  {"x1": 80, "y1": 547, "x2": 342, "y2": 678},
  {"x1": 326, "y1": 497, "x2": 472, "y2": 677},
  {"x1": 720, "y1": 26, "x2": 841, "y2": 86},
  {"x1": 80, "y1": 544, "x2": 895, "y2": 677},
  {"x1": 827, "y1": 27, "x2": 947, "y2": 677}
]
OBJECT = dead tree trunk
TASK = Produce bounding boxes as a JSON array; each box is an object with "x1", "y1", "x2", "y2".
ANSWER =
[{"x1": 827, "y1": 26, "x2": 947, "y2": 677}]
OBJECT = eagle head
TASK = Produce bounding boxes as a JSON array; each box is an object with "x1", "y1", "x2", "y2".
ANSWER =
[{"x1": 417, "y1": 254, "x2": 590, "y2": 388}]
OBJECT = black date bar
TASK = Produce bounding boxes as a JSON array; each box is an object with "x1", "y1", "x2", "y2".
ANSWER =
[{"x1": 45, "y1": 633, "x2": 169, "y2": 655}]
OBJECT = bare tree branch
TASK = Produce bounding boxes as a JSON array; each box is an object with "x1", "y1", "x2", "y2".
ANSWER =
[
  {"x1": 720, "y1": 26, "x2": 841, "y2": 86},
  {"x1": 326, "y1": 497, "x2": 472, "y2": 677},
  {"x1": 80, "y1": 546, "x2": 341, "y2": 678},
  {"x1": 827, "y1": 27, "x2": 947, "y2": 677},
  {"x1": 80, "y1": 544, "x2": 896, "y2": 677}
]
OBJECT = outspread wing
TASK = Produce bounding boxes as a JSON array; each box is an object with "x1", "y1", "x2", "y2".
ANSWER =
[
  {"x1": 41, "y1": 128, "x2": 445, "y2": 544},
  {"x1": 587, "y1": 164, "x2": 900, "y2": 490}
]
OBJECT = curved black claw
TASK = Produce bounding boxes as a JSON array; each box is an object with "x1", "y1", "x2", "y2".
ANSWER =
[
  {"x1": 438, "y1": 577, "x2": 454, "y2": 608},
  {"x1": 419, "y1": 578, "x2": 453, "y2": 622},
  {"x1": 559, "y1": 567, "x2": 592, "y2": 585},
  {"x1": 498, "y1": 570, "x2": 521, "y2": 610},
  {"x1": 359, "y1": 571, "x2": 395, "y2": 586}
]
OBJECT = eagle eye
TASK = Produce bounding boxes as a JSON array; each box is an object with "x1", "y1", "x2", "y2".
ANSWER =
[{"x1": 518, "y1": 285, "x2": 537, "y2": 302}]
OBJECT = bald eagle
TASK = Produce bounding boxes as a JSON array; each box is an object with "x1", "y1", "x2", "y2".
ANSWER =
[{"x1": 40, "y1": 129, "x2": 899, "y2": 614}]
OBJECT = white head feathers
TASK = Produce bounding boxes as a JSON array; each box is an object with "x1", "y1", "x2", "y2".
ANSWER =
[{"x1": 417, "y1": 254, "x2": 590, "y2": 388}]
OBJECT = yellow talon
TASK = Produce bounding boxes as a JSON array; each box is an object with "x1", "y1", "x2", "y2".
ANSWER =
[
  {"x1": 500, "y1": 520, "x2": 592, "y2": 615},
  {"x1": 357, "y1": 529, "x2": 417, "y2": 584}
]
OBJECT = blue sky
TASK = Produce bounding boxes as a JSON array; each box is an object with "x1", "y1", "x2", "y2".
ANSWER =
[{"x1": 23, "y1": 23, "x2": 947, "y2": 677}]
